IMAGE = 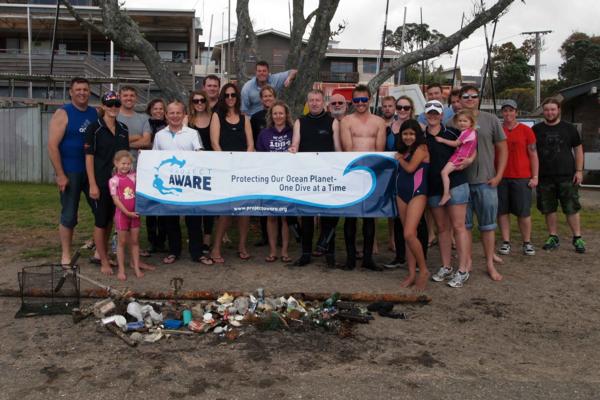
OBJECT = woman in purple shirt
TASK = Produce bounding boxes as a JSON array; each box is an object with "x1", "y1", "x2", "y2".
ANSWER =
[{"x1": 256, "y1": 100, "x2": 293, "y2": 262}]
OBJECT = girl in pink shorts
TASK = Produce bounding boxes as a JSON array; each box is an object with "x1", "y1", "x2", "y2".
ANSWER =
[
  {"x1": 436, "y1": 110, "x2": 478, "y2": 206},
  {"x1": 109, "y1": 150, "x2": 151, "y2": 280}
]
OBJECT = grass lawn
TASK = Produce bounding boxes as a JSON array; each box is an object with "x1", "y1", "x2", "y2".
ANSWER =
[{"x1": 1, "y1": 182, "x2": 598, "y2": 260}]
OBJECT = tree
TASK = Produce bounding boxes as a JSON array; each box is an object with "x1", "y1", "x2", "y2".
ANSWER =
[
  {"x1": 385, "y1": 23, "x2": 447, "y2": 54},
  {"x1": 61, "y1": 0, "x2": 517, "y2": 113},
  {"x1": 60, "y1": 0, "x2": 187, "y2": 101},
  {"x1": 558, "y1": 32, "x2": 600, "y2": 86},
  {"x1": 492, "y1": 41, "x2": 533, "y2": 93},
  {"x1": 499, "y1": 87, "x2": 534, "y2": 112}
]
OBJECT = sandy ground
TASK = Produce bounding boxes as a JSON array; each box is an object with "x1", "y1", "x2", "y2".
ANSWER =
[{"x1": 0, "y1": 191, "x2": 599, "y2": 399}]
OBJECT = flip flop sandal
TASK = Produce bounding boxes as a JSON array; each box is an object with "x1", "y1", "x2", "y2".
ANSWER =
[
  {"x1": 265, "y1": 255, "x2": 278, "y2": 263},
  {"x1": 280, "y1": 256, "x2": 293, "y2": 263},
  {"x1": 139, "y1": 249, "x2": 151, "y2": 258},
  {"x1": 198, "y1": 256, "x2": 214, "y2": 266},
  {"x1": 162, "y1": 254, "x2": 178, "y2": 264},
  {"x1": 238, "y1": 251, "x2": 251, "y2": 261},
  {"x1": 212, "y1": 256, "x2": 225, "y2": 264}
]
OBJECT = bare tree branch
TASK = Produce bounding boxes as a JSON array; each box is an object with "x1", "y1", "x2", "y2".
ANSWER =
[
  {"x1": 368, "y1": 0, "x2": 515, "y2": 93},
  {"x1": 60, "y1": 0, "x2": 187, "y2": 101}
]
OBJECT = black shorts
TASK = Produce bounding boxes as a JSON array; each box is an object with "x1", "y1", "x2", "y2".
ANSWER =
[
  {"x1": 86, "y1": 182, "x2": 115, "y2": 229},
  {"x1": 497, "y1": 178, "x2": 532, "y2": 217}
]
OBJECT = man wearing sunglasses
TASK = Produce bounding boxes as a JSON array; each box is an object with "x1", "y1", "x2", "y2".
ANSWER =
[
  {"x1": 241, "y1": 60, "x2": 297, "y2": 116},
  {"x1": 417, "y1": 83, "x2": 454, "y2": 126},
  {"x1": 328, "y1": 93, "x2": 348, "y2": 121},
  {"x1": 340, "y1": 84, "x2": 387, "y2": 271},
  {"x1": 457, "y1": 84, "x2": 508, "y2": 283},
  {"x1": 48, "y1": 77, "x2": 99, "y2": 266}
]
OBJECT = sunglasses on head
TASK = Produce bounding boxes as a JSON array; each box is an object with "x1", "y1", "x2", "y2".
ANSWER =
[
  {"x1": 192, "y1": 98, "x2": 207, "y2": 104},
  {"x1": 352, "y1": 97, "x2": 369, "y2": 104},
  {"x1": 396, "y1": 105, "x2": 411, "y2": 111},
  {"x1": 330, "y1": 101, "x2": 345, "y2": 106},
  {"x1": 461, "y1": 93, "x2": 479, "y2": 99},
  {"x1": 103, "y1": 100, "x2": 121, "y2": 108},
  {"x1": 225, "y1": 92, "x2": 237, "y2": 99},
  {"x1": 425, "y1": 102, "x2": 442, "y2": 109}
]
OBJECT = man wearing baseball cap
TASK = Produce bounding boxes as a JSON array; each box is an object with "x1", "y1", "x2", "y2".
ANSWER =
[{"x1": 497, "y1": 99, "x2": 539, "y2": 257}]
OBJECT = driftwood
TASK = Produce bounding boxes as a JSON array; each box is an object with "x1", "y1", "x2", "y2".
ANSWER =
[{"x1": 0, "y1": 288, "x2": 431, "y2": 304}]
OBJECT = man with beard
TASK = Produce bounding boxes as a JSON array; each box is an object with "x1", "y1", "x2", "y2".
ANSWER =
[{"x1": 533, "y1": 98, "x2": 585, "y2": 253}]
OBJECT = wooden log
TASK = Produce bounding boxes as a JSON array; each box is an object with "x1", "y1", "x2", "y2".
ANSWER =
[{"x1": 0, "y1": 288, "x2": 431, "y2": 304}]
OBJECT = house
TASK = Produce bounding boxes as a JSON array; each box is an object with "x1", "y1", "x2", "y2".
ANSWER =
[
  {"x1": 0, "y1": 0, "x2": 200, "y2": 102},
  {"x1": 211, "y1": 29, "x2": 399, "y2": 87},
  {"x1": 554, "y1": 78, "x2": 600, "y2": 153}
]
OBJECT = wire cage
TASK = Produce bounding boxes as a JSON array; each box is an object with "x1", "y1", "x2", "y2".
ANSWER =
[{"x1": 16, "y1": 264, "x2": 80, "y2": 318}]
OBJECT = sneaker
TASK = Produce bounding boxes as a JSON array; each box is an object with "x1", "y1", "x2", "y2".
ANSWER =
[
  {"x1": 542, "y1": 235, "x2": 560, "y2": 251},
  {"x1": 432, "y1": 266, "x2": 454, "y2": 282},
  {"x1": 522, "y1": 242, "x2": 535, "y2": 256},
  {"x1": 573, "y1": 237, "x2": 586, "y2": 254},
  {"x1": 498, "y1": 241, "x2": 511, "y2": 255},
  {"x1": 448, "y1": 270, "x2": 469, "y2": 288},
  {"x1": 383, "y1": 257, "x2": 405, "y2": 269}
]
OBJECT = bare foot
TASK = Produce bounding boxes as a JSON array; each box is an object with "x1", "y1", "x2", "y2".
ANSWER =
[
  {"x1": 139, "y1": 261, "x2": 155, "y2": 271},
  {"x1": 439, "y1": 193, "x2": 451, "y2": 206},
  {"x1": 488, "y1": 266, "x2": 503, "y2": 281},
  {"x1": 400, "y1": 275, "x2": 416, "y2": 288},
  {"x1": 117, "y1": 272, "x2": 127, "y2": 281},
  {"x1": 413, "y1": 270, "x2": 431, "y2": 292},
  {"x1": 100, "y1": 264, "x2": 113, "y2": 276},
  {"x1": 493, "y1": 254, "x2": 504, "y2": 264},
  {"x1": 133, "y1": 269, "x2": 144, "y2": 279}
]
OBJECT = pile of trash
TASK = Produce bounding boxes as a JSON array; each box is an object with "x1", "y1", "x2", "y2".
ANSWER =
[{"x1": 75, "y1": 288, "x2": 407, "y2": 347}]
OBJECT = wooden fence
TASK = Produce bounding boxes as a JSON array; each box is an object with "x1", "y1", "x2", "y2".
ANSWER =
[{"x1": 0, "y1": 106, "x2": 54, "y2": 183}]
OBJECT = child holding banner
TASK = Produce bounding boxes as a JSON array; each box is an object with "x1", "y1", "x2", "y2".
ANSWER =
[{"x1": 256, "y1": 100, "x2": 294, "y2": 263}]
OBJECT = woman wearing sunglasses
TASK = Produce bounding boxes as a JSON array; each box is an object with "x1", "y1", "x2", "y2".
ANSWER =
[
  {"x1": 188, "y1": 90, "x2": 215, "y2": 256},
  {"x1": 84, "y1": 90, "x2": 130, "y2": 276},
  {"x1": 210, "y1": 83, "x2": 255, "y2": 264}
]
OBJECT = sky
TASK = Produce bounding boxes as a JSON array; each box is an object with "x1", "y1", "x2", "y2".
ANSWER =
[{"x1": 125, "y1": 0, "x2": 600, "y2": 80}]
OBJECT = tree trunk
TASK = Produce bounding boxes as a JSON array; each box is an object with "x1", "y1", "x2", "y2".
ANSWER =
[
  {"x1": 284, "y1": 0, "x2": 340, "y2": 117},
  {"x1": 367, "y1": 0, "x2": 515, "y2": 94},
  {"x1": 60, "y1": 0, "x2": 187, "y2": 102},
  {"x1": 234, "y1": 0, "x2": 258, "y2": 88}
]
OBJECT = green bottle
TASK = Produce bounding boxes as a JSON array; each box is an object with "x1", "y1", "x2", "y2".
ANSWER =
[{"x1": 322, "y1": 292, "x2": 340, "y2": 308}]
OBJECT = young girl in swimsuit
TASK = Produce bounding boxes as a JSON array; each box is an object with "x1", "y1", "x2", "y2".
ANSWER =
[
  {"x1": 109, "y1": 150, "x2": 154, "y2": 281},
  {"x1": 437, "y1": 110, "x2": 478, "y2": 206},
  {"x1": 395, "y1": 120, "x2": 430, "y2": 292}
]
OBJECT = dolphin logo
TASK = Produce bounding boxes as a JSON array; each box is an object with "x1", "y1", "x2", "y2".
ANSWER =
[{"x1": 157, "y1": 156, "x2": 186, "y2": 170}]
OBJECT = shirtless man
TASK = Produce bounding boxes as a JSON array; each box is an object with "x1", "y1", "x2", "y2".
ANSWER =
[{"x1": 340, "y1": 84, "x2": 386, "y2": 271}]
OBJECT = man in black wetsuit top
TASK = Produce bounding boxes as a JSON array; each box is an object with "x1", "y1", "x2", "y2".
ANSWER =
[{"x1": 289, "y1": 89, "x2": 341, "y2": 268}]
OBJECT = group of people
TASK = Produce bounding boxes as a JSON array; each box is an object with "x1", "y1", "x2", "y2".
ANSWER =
[{"x1": 48, "y1": 60, "x2": 586, "y2": 290}]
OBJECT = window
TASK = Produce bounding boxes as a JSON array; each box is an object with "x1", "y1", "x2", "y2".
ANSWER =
[
  {"x1": 330, "y1": 61, "x2": 353, "y2": 73},
  {"x1": 363, "y1": 60, "x2": 377, "y2": 74},
  {"x1": 272, "y1": 49, "x2": 289, "y2": 68}
]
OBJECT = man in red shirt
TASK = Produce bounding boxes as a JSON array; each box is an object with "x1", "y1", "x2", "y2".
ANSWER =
[{"x1": 497, "y1": 100, "x2": 539, "y2": 256}]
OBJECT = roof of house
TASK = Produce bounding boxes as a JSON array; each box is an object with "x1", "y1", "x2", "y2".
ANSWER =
[{"x1": 558, "y1": 78, "x2": 600, "y2": 102}]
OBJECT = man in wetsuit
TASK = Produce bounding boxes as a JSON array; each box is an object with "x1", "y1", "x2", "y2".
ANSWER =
[
  {"x1": 340, "y1": 84, "x2": 387, "y2": 271},
  {"x1": 289, "y1": 89, "x2": 341, "y2": 268}
]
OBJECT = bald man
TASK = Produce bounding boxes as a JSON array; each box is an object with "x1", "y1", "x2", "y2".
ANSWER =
[{"x1": 328, "y1": 94, "x2": 348, "y2": 121}]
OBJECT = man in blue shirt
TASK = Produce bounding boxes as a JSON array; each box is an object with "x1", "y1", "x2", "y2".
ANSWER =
[
  {"x1": 241, "y1": 60, "x2": 297, "y2": 116},
  {"x1": 48, "y1": 77, "x2": 98, "y2": 266}
]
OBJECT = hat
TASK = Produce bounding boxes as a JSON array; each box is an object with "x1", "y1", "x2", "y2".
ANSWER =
[
  {"x1": 501, "y1": 99, "x2": 518, "y2": 109},
  {"x1": 424, "y1": 100, "x2": 444, "y2": 114},
  {"x1": 101, "y1": 90, "x2": 119, "y2": 105}
]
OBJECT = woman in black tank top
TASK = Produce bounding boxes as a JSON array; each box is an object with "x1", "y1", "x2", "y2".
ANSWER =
[
  {"x1": 188, "y1": 89, "x2": 212, "y2": 151},
  {"x1": 209, "y1": 83, "x2": 255, "y2": 264}
]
